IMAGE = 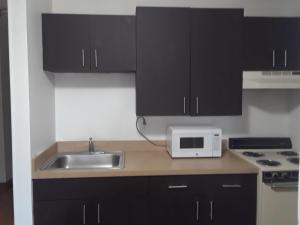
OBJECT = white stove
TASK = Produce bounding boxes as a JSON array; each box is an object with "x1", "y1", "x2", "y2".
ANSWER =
[
  {"x1": 229, "y1": 138, "x2": 298, "y2": 225},
  {"x1": 235, "y1": 149, "x2": 299, "y2": 171}
]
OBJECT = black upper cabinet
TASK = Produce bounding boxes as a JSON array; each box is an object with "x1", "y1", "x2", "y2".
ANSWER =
[
  {"x1": 191, "y1": 9, "x2": 243, "y2": 116},
  {"x1": 90, "y1": 16, "x2": 136, "y2": 73},
  {"x1": 42, "y1": 14, "x2": 136, "y2": 73},
  {"x1": 136, "y1": 7, "x2": 243, "y2": 116},
  {"x1": 284, "y1": 19, "x2": 300, "y2": 70},
  {"x1": 136, "y1": 7, "x2": 191, "y2": 116},
  {"x1": 42, "y1": 14, "x2": 91, "y2": 73},
  {"x1": 243, "y1": 17, "x2": 300, "y2": 71}
]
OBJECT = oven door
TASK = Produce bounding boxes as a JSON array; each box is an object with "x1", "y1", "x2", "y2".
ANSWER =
[{"x1": 260, "y1": 182, "x2": 298, "y2": 225}]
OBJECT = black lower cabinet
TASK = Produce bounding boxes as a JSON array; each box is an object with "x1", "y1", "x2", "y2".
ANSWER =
[
  {"x1": 210, "y1": 175, "x2": 257, "y2": 225},
  {"x1": 33, "y1": 174, "x2": 256, "y2": 225},
  {"x1": 33, "y1": 177, "x2": 148, "y2": 225},
  {"x1": 149, "y1": 176, "x2": 196, "y2": 225},
  {"x1": 149, "y1": 174, "x2": 257, "y2": 225},
  {"x1": 35, "y1": 200, "x2": 89, "y2": 225}
]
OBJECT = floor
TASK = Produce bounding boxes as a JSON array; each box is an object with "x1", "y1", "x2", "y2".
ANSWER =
[{"x1": 0, "y1": 184, "x2": 14, "y2": 225}]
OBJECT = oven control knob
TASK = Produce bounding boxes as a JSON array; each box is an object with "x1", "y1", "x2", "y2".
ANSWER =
[
  {"x1": 272, "y1": 172, "x2": 279, "y2": 180},
  {"x1": 281, "y1": 172, "x2": 289, "y2": 179}
]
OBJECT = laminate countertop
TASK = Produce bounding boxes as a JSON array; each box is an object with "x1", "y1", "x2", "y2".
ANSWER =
[{"x1": 32, "y1": 141, "x2": 258, "y2": 179}]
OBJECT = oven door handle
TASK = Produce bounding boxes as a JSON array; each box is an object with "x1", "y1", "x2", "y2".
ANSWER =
[{"x1": 268, "y1": 182, "x2": 298, "y2": 190}]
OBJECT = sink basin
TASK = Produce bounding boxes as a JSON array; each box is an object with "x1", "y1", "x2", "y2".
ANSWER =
[{"x1": 40, "y1": 151, "x2": 124, "y2": 170}]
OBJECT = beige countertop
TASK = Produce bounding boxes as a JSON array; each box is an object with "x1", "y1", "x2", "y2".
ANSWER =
[{"x1": 32, "y1": 141, "x2": 258, "y2": 179}]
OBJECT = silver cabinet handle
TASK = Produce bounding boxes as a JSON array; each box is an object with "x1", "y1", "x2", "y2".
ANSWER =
[
  {"x1": 222, "y1": 184, "x2": 242, "y2": 188},
  {"x1": 81, "y1": 49, "x2": 85, "y2": 68},
  {"x1": 272, "y1": 50, "x2": 275, "y2": 68},
  {"x1": 83, "y1": 204, "x2": 86, "y2": 225},
  {"x1": 284, "y1": 49, "x2": 287, "y2": 68},
  {"x1": 210, "y1": 201, "x2": 213, "y2": 221},
  {"x1": 168, "y1": 185, "x2": 188, "y2": 190},
  {"x1": 97, "y1": 203, "x2": 100, "y2": 224},
  {"x1": 183, "y1": 97, "x2": 186, "y2": 114},
  {"x1": 196, "y1": 201, "x2": 199, "y2": 221},
  {"x1": 95, "y1": 49, "x2": 98, "y2": 69},
  {"x1": 196, "y1": 96, "x2": 199, "y2": 114}
]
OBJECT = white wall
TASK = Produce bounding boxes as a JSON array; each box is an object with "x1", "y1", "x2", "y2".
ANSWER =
[
  {"x1": 55, "y1": 74, "x2": 291, "y2": 141},
  {"x1": 52, "y1": 0, "x2": 300, "y2": 16},
  {"x1": 8, "y1": 1, "x2": 300, "y2": 225},
  {"x1": 53, "y1": 0, "x2": 300, "y2": 142},
  {"x1": 8, "y1": 0, "x2": 53, "y2": 225},
  {"x1": 27, "y1": 0, "x2": 54, "y2": 157},
  {"x1": 7, "y1": 0, "x2": 33, "y2": 224}
]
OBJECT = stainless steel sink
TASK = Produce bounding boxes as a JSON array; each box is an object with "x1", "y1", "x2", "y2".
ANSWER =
[{"x1": 40, "y1": 151, "x2": 124, "y2": 170}]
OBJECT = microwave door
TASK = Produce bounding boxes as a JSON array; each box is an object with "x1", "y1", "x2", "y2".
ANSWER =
[{"x1": 179, "y1": 136, "x2": 213, "y2": 157}]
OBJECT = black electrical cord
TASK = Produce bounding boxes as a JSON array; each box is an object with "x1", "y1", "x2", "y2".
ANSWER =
[{"x1": 136, "y1": 116, "x2": 167, "y2": 147}]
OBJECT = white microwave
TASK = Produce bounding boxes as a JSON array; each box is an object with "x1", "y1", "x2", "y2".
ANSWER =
[{"x1": 167, "y1": 126, "x2": 222, "y2": 158}]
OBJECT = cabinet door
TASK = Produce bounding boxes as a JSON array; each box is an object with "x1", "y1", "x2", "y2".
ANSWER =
[
  {"x1": 91, "y1": 196, "x2": 147, "y2": 225},
  {"x1": 90, "y1": 15, "x2": 136, "y2": 73},
  {"x1": 34, "y1": 200, "x2": 90, "y2": 225},
  {"x1": 191, "y1": 9, "x2": 243, "y2": 116},
  {"x1": 210, "y1": 174, "x2": 257, "y2": 225},
  {"x1": 284, "y1": 18, "x2": 300, "y2": 70},
  {"x1": 243, "y1": 17, "x2": 288, "y2": 71},
  {"x1": 42, "y1": 14, "x2": 91, "y2": 73},
  {"x1": 149, "y1": 176, "x2": 196, "y2": 225},
  {"x1": 136, "y1": 7, "x2": 190, "y2": 116},
  {"x1": 33, "y1": 177, "x2": 148, "y2": 225},
  {"x1": 90, "y1": 189, "x2": 148, "y2": 225},
  {"x1": 243, "y1": 18, "x2": 273, "y2": 71}
]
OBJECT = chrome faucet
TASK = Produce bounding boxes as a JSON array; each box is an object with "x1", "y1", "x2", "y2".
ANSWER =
[{"x1": 89, "y1": 137, "x2": 95, "y2": 153}]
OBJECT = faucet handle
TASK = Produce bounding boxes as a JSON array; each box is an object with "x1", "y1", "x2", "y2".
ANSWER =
[{"x1": 89, "y1": 137, "x2": 95, "y2": 152}]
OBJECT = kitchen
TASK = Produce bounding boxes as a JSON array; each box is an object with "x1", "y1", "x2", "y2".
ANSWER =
[{"x1": 6, "y1": 0, "x2": 300, "y2": 225}]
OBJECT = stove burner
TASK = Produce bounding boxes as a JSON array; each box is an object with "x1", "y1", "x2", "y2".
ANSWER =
[
  {"x1": 243, "y1": 151, "x2": 265, "y2": 157},
  {"x1": 256, "y1": 160, "x2": 281, "y2": 167},
  {"x1": 277, "y1": 151, "x2": 298, "y2": 157},
  {"x1": 287, "y1": 157, "x2": 299, "y2": 165}
]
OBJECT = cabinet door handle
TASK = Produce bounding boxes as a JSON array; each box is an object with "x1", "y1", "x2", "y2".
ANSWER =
[
  {"x1": 183, "y1": 97, "x2": 186, "y2": 114},
  {"x1": 196, "y1": 201, "x2": 199, "y2": 221},
  {"x1": 81, "y1": 49, "x2": 85, "y2": 68},
  {"x1": 168, "y1": 185, "x2": 188, "y2": 190},
  {"x1": 272, "y1": 50, "x2": 276, "y2": 68},
  {"x1": 222, "y1": 184, "x2": 242, "y2": 188},
  {"x1": 196, "y1": 96, "x2": 199, "y2": 114},
  {"x1": 284, "y1": 49, "x2": 287, "y2": 68},
  {"x1": 97, "y1": 203, "x2": 100, "y2": 224},
  {"x1": 95, "y1": 49, "x2": 98, "y2": 69},
  {"x1": 210, "y1": 201, "x2": 213, "y2": 221},
  {"x1": 83, "y1": 204, "x2": 86, "y2": 225}
]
